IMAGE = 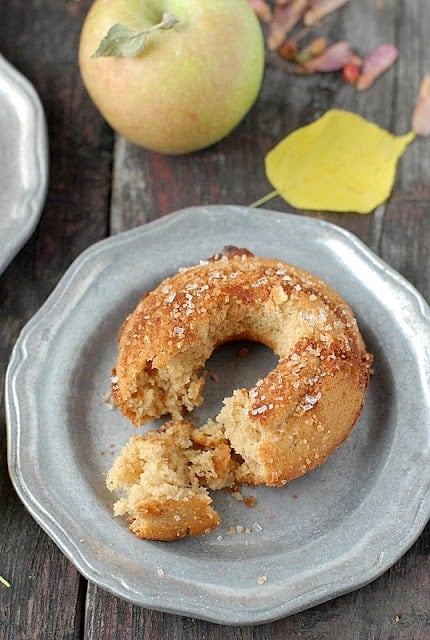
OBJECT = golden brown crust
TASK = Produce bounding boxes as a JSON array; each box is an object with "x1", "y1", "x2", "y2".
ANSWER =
[
  {"x1": 128, "y1": 494, "x2": 220, "y2": 541},
  {"x1": 108, "y1": 250, "x2": 373, "y2": 539}
]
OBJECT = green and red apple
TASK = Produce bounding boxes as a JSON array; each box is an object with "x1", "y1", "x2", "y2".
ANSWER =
[{"x1": 79, "y1": 0, "x2": 265, "y2": 155}]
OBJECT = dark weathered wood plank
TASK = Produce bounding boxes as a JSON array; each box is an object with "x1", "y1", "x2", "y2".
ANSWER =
[
  {"x1": 372, "y1": 4, "x2": 430, "y2": 634},
  {"x1": 381, "y1": 1, "x2": 430, "y2": 296},
  {"x1": 1, "y1": 0, "x2": 428, "y2": 638},
  {"x1": 0, "y1": 1, "x2": 112, "y2": 638}
]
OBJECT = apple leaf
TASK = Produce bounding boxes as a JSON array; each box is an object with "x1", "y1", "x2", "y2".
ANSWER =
[{"x1": 91, "y1": 12, "x2": 179, "y2": 58}]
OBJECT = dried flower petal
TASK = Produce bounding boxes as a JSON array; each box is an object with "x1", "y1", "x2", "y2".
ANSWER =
[
  {"x1": 268, "y1": 0, "x2": 308, "y2": 51},
  {"x1": 264, "y1": 109, "x2": 415, "y2": 214},
  {"x1": 279, "y1": 39, "x2": 299, "y2": 60},
  {"x1": 301, "y1": 41, "x2": 354, "y2": 72},
  {"x1": 350, "y1": 54, "x2": 363, "y2": 67},
  {"x1": 304, "y1": 0, "x2": 350, "y2": 27},
  {"x1": 295, "y1": 37, "x2": 327, "y2": 63},
  {"x1": 247, "y1": 0, "x2": 272, "y2": 23},
  {"x1": 411, "y1": 76, "x2": 430, "y2": 136},
  {"x1": 342, "y1": 62, "x2": 360, "y2": 84},
  {"x1": 356, "y1": 44, "x2": 399, "y2": 91}
]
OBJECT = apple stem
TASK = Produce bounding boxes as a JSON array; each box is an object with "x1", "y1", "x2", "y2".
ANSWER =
[{"x1": 91, "y1": 12, "x2": 180, "y2": 59}]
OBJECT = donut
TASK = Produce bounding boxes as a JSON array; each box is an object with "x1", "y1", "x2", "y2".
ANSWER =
[{"x1": 108, "y1": 248, "x2": 373, "y2": 539}]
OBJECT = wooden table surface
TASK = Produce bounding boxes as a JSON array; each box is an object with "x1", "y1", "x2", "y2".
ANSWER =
[{"x1": 1, "y1": 1, "x2": 429, "y2": 638}]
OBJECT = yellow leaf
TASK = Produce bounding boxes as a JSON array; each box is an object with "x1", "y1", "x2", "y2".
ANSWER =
[{"x1": 265, "y1": 109, "x2": 415, "y2": 214}]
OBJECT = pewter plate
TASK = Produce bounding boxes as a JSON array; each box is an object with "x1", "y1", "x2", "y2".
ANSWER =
[
  {"x1": 6, "y1": 206, "x2": 430, "y2": 625},
  {"x1": 0, "y1": 53, "x2": 48, "y2": 275}
]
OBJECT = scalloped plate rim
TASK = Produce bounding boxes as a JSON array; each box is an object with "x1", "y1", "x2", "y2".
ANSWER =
[{"x1": 0, "y1": 53, "x2": 48, "y2": 275}]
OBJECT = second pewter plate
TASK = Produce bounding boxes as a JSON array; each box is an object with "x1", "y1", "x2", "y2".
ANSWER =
[
  {"x1": 6, "y1": 205, "x2": 430, "y2": 625},
  {"x1": 0, "y1": 53, "x2": 48, "y2": 276}
]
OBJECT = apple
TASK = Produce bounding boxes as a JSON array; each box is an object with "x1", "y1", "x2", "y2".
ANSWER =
[{"x1": 79, "y1": 0, "x2": 265, "y2": 155}]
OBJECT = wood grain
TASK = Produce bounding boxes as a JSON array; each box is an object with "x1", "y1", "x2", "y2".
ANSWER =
[
  {"x1": 0, "y1": 0, "x2": 428, "y2": 638},
  {"x1": 0, "y1": 1, "x2": 111, "y2": 638}
]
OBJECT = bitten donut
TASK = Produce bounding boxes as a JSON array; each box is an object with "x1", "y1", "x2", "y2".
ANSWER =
[{"x1": 108, "y1": 248, "x2": 373, "y2": 538}]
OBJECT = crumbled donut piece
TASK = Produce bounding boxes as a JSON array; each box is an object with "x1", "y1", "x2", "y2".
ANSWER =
[{"x1": 106, "y1": 420, "x2": 237, "y2": 541}]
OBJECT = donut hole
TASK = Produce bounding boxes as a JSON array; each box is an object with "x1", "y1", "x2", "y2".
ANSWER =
[{"x1": 123, "y1": 304, "x2": 311, "y2": 426}]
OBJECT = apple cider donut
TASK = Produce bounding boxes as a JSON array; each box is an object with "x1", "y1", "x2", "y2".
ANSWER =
[{"x1": 111, "y1": 248, "x2": 373, "y2": 492}]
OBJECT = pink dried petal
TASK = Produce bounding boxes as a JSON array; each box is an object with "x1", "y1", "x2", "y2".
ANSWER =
[
  {"x1": 412, "y1": 76, "x2": 430, "y2": 136},
  {"x1": 267, "y1": 0, "x2": 308, "y2": 51},
  {"x1": 302, "y1": 41, "x2": 354, "y2": 72},
  {"x1": 356, "y1": 44, "x2": 399, "y2": 91},
  {"x1": 304, "y1": 0, "x2": 350, "y2": 26},
  {"x1": 247, "y1": 0, "x2": 272, "y2": 22},
  {"x1": 350, "y1": 54, "x2": 363, "y2": 67}
]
